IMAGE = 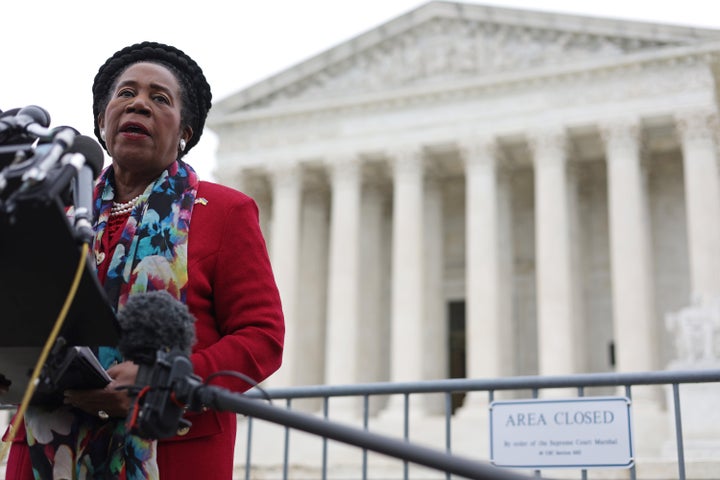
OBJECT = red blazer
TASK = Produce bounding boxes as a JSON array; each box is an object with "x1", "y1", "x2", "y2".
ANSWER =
[
  {"x1": 157, "y1": 181, "x2": 285, "y2": 478},
  {"x1": 4, "y1": 181, "x2": 285, "y2": 480}
]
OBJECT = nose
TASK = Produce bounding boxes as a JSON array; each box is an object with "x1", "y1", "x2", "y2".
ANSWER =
[{"x1": 125, "y1": 95, "x2": 151, "y2": 115}]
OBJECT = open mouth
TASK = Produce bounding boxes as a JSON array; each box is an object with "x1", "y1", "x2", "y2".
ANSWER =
[{"x1": 120, "y1": 122, "x2": 150, "y2": 136}]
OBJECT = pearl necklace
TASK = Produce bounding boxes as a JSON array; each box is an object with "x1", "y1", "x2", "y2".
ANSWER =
[{"x1": 110, "y1": 194, "x2": 141, "y2": 216}]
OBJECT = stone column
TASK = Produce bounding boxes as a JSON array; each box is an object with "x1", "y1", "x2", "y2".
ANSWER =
[
  {"x1": 237, "y1": 171, "x2": 273, "y2": 241},
  {"x1": 358, "y1": 180, "x2": 390, "y2": 384},
  {"x1": 324, "y1": 155, "x2": 363, "y2": 410},
  {"x1": 267, "y1": 163, "x2": 302, "y2": 387},
  {"x1": 423, "y1": 174, "x2": 446, "y2": 414},
  {"x1": 297, "y1": 185, "x2": 329, "y2": 388},
  {"x1": 462, "y1": 139, "x2": 514, "y2": 380},
  {"x1": 358, "y1": 180, "x2": 392, "y2": 416},
  {"x1": 602, "y1": 119, "x2": 658, "y2": 373},
  {"x1": 676, "y1": 110, "x2": 720, "y2": 305},
  {"x1": 385, "y1": 147, "x2": 425, "y2": 414},
  {"x1": 530, "y1": 128, "x2": 579, "y2": 377}
]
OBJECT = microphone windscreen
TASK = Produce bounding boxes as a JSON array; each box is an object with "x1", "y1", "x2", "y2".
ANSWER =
[
  {"x1": 117, "y1": 291, "x2": 196, "y2": 364},
  {"x1": 69, "y1": 135, "x2": 104, "y2": 177},
  {"x1": 17, "y1": 105, "x2": 51, "y2": 127}
]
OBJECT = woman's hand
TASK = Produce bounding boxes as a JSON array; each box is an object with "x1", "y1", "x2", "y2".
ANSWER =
[{"x1": 64, "y1": 361, "x2": 139, "y2": 419}]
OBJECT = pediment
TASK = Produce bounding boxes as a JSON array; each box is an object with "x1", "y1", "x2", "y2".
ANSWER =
[{"x1": 213, "y1": 1, "x2": 720, "y2": 115}]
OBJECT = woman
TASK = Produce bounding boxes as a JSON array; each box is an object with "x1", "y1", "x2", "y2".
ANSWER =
[{"x1": 4, "y1": 41, "x2": 285, "y2": 479}]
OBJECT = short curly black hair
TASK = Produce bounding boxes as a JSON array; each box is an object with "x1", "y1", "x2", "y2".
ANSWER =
[{"x1": 92, "y1": 41, "x2": 212, "y2": 156}]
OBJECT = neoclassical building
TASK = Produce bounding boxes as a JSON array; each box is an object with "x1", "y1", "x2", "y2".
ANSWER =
[{"x1": 207, "y1": 1, "x2": 720, "y2": 405}]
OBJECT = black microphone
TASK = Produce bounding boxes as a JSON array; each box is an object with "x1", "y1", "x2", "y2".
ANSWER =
[
  {"x1": 0, "y1": 105, "x2": 52, "y2": 139},
  {"x1": 18, "y1": 126, "x2": 76, "y2": 190},
  {"x1": 44, "y1": 135, "x2": 104, "y2": 193},
  {"x1": 69, "y1": 135, "x2": 105, "y2": 243},
  {"x1": 70, "y1": 135, "x2": 104, "y2": 178},
  {"x1": 0, "y1": 108, "x2": 42, "y2": 170},
  {"x1": 117, "y1": 291, "x2": 196, "y2": 438},
  {"x1": 0, "y1": 130, "x2": 94, "y2": 210},
  {"x1": 41, "y1": 135, "x2": 103, "y2": 217},
  {"x1": 16, "y1": 105, "x2": 51, "y2": 129}
]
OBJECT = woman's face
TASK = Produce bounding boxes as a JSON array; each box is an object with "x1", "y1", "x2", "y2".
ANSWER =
[{"x1": 98, "y1": 62, "x2": 191, "y2": 177}]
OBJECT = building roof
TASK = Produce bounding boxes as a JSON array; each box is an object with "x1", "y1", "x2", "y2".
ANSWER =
[{"x1": 210, "y1": 0, "x2": 720, "y2": 123}]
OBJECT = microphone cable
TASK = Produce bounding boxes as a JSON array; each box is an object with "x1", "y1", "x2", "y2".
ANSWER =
[
  {"x1": 203, "y1": 371, "x2": 272, "y2": 404},
  {"x1": 0, "y1": 242, "x2": 89, "y2": 463}
]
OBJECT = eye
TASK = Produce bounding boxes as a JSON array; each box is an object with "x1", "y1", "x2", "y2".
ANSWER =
[
  {"x1": 117, "y1": 88, "x2": 134, "y2": 98},
  {"x1": 153, "y1": 94, "x2": 170, "y2": 105}
]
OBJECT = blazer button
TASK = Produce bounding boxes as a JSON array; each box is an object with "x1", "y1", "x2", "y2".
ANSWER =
[{"x1": 176, "y1": 425, "x2": 191, "y2": 436}]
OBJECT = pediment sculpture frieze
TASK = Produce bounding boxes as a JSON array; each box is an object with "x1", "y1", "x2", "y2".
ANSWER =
[{"x1": 257, "y1": 17, "x2": 679, "y2": 108}]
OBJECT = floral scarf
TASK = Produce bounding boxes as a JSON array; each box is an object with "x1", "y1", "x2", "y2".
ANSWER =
[{"x1": 24, "y1": 160, "x2": 198, "y2": 480}]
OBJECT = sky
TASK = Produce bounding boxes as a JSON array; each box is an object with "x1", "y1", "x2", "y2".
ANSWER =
[{"x1": 2, "y1": 0, "x2": 720, "y2": 181}]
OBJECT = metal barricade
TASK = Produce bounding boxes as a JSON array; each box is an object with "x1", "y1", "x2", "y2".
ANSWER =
[{"x1": 237, "y1": 369, "x2": 720, "y2": 480}]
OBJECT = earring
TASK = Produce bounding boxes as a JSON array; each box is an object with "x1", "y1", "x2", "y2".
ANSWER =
[
  {"x1": 100, "y1": 129, "x2": 106, "y2": 142},
  {"x1": 179, "y1": 139, "x2": 187, "y2": 152}
]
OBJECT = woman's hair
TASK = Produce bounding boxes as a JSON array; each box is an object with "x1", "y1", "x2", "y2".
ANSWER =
[{"x1": 92, "y1": 41, "x2": 212, "y2": 156}]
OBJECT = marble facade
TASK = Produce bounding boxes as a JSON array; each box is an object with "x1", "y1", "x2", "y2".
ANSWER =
[{"x1": 207, "y1": 1, "x2": 720, "y2": 474}]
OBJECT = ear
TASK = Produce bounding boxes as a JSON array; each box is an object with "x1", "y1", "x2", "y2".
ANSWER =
[
  {"x1": 182, "y1": 126, "x2": 193, "y2": 144},
  {"x1": 98, "y1": 115, "x2": 105, "y2": 130}
]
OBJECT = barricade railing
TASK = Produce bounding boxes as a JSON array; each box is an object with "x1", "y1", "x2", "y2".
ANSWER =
[
  {"x1": 238, "y1": 369, "x2": 720, "y2": 480},
  {"x1": 3, "y1": 369, "x2": 718, "y2": 479}
]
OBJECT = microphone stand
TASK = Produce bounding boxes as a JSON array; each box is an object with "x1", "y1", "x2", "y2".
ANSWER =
[{"x1": 128, "y1": 351, "x2": 534, "y2": 480}]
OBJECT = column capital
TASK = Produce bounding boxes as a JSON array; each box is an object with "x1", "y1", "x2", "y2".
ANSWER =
[
  {"x1": 327, "y1": 153, "x2": 363, "y2": 183},
  {"x1": 600, "y1": 117, "x2": 642, "y2": 159},
  {"x1": 527, "y1": 127, "x2": 568, "y2": 167},
  {"x1": 387, "y1": 146, "x2": 425, "y2": 177},
  {"x1": 458, "y1": 136, "x2": 502, "y2": 170},
  {"x1": 236, "y1": 168, "x2": 271, "y2": 198},
  {"x1": 268, "y1": 162, "x2": 302, "y2": 189},
  {"x1": 675, "y1": 109, "x2": 719, "y2": 144}
]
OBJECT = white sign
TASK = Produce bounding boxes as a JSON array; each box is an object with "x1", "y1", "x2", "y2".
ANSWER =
[{"x1": 489, "y1": 396, "x2": 634, "y2": 469}]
